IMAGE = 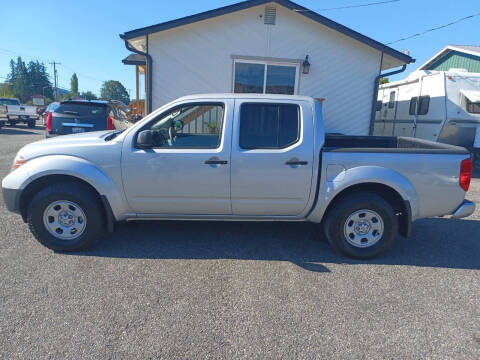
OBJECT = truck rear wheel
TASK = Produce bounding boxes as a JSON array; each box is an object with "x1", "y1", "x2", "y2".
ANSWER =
[
  {"x1": 27, "y1": 119, "x2": 36, "y2": 128},
  {"x1": 27, "y1": 182, "x2": 104, "y2": 251},
  {"x1": 324, "y1": 192, "x2": 398, "y2": 259}
]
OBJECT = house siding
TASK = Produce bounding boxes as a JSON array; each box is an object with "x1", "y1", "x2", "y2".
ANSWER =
[
  {"x1": 426, "y1": 51, "x2": 480, "y2": 73},
  {"x1": 147, "y1": 2, "x2": 382, "y2": 135}
]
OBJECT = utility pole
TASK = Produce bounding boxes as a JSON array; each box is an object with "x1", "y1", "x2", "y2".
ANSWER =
[{"x1": 49, "y1": 61, "x2": 61, "y2": 100}]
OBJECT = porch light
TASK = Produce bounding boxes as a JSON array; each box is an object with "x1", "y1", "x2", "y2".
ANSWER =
[{"x1": 302, "y1": 55, "x2": 310, "y2": 74}]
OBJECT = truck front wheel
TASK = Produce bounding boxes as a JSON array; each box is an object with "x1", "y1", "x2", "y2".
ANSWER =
[
  {"x1": 324, "y1": 192, "x2": 398, "y2": 259},
  {"x1": 27, "y1": 182, "x2": 104, "y2": 251}
]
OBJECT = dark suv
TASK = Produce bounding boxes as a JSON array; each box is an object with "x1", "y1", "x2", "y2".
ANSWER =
[{"x1": 46, "y1": 100, "x2": 132, "y2": 137}]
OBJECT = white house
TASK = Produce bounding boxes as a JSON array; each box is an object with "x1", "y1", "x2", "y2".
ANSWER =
[{"x1": 120, "y1": 0, "x2": 413, "y2": 135}]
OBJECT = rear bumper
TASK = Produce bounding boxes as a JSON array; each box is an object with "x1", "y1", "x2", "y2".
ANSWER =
[
  {"x1": 451, "y1": 200, "x2": 476, "y2": 219},
  {"x1": 2, "y1": 187, "x2": 22, "y2": 214}
]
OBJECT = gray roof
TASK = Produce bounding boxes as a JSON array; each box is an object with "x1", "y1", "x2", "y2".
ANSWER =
[
  {"x1": 120, "y1": 0, "x2": 413, "y2": 65},
  {"x1": 122, "y1": 53, "x2": 146, "y2": 66},
  {"x1": 450, "y1": 45, "x2": 480, "y2": 56}
]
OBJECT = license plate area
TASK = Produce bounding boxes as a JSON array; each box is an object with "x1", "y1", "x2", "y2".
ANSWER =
[{"x1": 72, "y1": 127, "x2": 85, "y2": 133}]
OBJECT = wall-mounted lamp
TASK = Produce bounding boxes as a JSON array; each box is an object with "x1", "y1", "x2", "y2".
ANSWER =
[{"x1": 302, "y1": 55, "x2": 310, "y2": 74}]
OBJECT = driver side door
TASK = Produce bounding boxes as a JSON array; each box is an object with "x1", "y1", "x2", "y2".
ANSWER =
[{"x1": 121, "y1": 100, "x2": 233, "y2": 215}]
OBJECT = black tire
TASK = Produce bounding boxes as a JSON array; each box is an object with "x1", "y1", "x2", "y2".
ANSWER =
[
  {"x1": 27, "y1": 182, "x2": 104, "y2": 251},
  {"x1": 324, "y1": 192, "x2": 398, "y2": 259},
  {"x1": 27, "y1": 119, "x2": 36, "y2": 128}
]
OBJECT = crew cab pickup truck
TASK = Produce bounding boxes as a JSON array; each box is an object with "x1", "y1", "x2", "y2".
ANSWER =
[
  {"x1": 0, "y1": 97, "x2": 38, "y2": 128},
  {"x1": 1, "y1": 94, "x2": 475, "y2": 258}
]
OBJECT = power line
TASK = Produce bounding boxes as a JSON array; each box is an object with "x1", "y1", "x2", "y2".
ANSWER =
[
  {"x1": 387, "y1": 11, "x2": 480, "y2": 45},
  {"x1": 295, "y1": 0, "x2": 400, "y2": 12}
]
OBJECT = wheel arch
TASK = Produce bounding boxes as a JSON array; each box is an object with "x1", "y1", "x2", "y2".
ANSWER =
[
  {"x1": 19, "y1": 174, "x2": 115, "y2": 232},
  {"x1": 322, "y1": 182, "x2": 412, "y2": 237}
]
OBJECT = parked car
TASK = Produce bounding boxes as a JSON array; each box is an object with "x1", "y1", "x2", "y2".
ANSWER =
[
  {"x1": 2, "y1": 94, "x2": 475, "y2": 258},
  {"x1": 45, "y1": 100, "x2": 131, "y2": 137},
  {"x1": 41, "y1": 102, "x2": 60, "y2": 126},
  {"x1": 0, "y1": 97, "x2": 39, "y2": 127},
  {"x1": 0, "y1": 104, "x2": 6, "y2": 128}
]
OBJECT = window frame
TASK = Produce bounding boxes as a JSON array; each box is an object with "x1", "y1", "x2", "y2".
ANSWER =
[
  {"x1": 375, "y1": 100, "x2": 382, "y2": 112},
  {"x1": 134, "y1": 101, "x2": 226, "y2": 150},
  {"x1": 232, "y1": 59, "x2": 300, "y2": 95},
  {"x1": 238, "y1": 102, "x2": 301, "y2": 150}
]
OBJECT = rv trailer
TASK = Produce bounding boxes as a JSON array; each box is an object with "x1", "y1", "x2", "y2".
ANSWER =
[{"x1": 373, "y1": 69, "x2": 480, "y2": 158}]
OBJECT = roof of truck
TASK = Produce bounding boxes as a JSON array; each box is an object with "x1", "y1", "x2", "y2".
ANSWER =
[{"x1": 175, "y1": 93, "x2": 317, "y2": 102}]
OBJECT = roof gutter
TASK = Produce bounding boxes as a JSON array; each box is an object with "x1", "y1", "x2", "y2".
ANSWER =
[
  {"x1": 121, "y1": 35, "x2": 153, "y2": 114},
  {"x1": 369, "y1": 61, "x2": 407, "y2": 135}
]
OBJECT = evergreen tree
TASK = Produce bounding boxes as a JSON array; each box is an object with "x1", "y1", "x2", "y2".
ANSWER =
[{"x1": 70, "y1": 73, "x2": 79, "y2": 98}]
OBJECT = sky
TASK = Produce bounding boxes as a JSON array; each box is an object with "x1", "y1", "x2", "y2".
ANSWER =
[{"x1": 1, "y1": 0, "x2": 479, "y2": 98}]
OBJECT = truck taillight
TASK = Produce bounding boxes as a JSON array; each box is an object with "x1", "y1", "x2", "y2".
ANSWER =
[
  {"x1": 459, "y1": 158, "x2": 472, "y2": 191},
  {"x1": 36, "y1": 107, "x2": 40, "y2": 114},
  {"x1": 46, "y1": 112, "x2": 52, "y2": 132},
  {"x1": 107, "y1": 116, "x2": 114, "y2": 130},
  {"x1": 5, "y1": 105, "x2": 7, "y2": 114}
]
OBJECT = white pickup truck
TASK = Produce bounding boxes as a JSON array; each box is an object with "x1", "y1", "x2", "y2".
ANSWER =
[
  {"x1": 0, "y1": 97, "x2": 38, "y2": 127},
  {"x1": 1, "y1": 94, "x2": 475, "y2": 258}
]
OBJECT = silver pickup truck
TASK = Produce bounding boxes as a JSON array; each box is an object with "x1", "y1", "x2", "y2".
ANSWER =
[
  {"x1": 1, "y1": 94, "x2": 475, "y2": 258},
  {"x1": 0, "y1": 97, "x2": 38, "y2": 128}
]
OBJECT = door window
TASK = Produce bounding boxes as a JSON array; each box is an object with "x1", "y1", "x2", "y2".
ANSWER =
[
  {"x1": 239, "y1": 103, "x2": 300, "y2": 149},
  {"x1": 234, "y1": 61, "x2": 298, "y2": 95},
  {"x1": 409, "y1": 96, "x2": 430, "y2": 115},
  {"x1": 141, "y1": 103, "x2": 224, "y2": 149}
]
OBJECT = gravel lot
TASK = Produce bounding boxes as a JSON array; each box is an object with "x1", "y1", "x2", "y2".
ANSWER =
[{"x1": 0, "y1": 125, "x2": 479, "y2": 359}]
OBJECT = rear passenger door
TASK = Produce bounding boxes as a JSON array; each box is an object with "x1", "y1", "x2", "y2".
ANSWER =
[{"x1": 230, "y1": 100, "x2": 314, "y2": 216}]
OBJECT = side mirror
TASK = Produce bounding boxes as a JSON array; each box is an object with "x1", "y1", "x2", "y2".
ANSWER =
[
  {"x1": 174, "y1": 119, "x2": 184, "y2": 131},
  {"x1": 137, "y1": 130, "x2": 154, "y2": 148}
]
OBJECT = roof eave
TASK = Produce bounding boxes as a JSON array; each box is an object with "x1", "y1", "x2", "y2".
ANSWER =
[{"x1": 119, "y1": 0, "x2": 413, "y2": 65}]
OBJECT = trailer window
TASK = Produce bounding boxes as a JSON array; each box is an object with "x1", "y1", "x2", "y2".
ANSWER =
[
  {"x1": 409, "y1": 97, "x2": 417, "y2": 115},
  {"x1": 388, "y1": 92, "x2": 395, "y2": 108},
  {"x1": 466, "y1": 98, "x2": 480, "y2": 114},
  {"x1": 375, "y1": 101, "x2": 382, "y2": 111},
  {"x1": 418, "y1": 96, "x2": 430, "y2": 115},
  {"x1": 409, "y1": 96, "x2": 430, "y2": 115}
]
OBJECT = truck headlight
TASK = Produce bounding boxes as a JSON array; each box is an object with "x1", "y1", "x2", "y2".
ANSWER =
[{"x1": 12, "y1": 155, "x2": 26, "y2": 171}]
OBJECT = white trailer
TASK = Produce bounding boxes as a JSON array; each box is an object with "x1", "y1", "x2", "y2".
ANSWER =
[{"x1": 373, "y1": 69, "x2": 480, "y2": 157}]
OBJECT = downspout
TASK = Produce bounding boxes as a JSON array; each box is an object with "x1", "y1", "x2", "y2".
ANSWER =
[
  {"x1": 369, "y1": 60, "x2": 407, "y2": 135},
  {"x1": 121, "y1": 35, "x2": 153, "y2": 114}
]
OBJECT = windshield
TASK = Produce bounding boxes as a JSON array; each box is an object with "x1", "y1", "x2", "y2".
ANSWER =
[
  {"x1": 55, "y1": 103, "x2": 106, "y2": 117},
  {"x1": 0, "y1": 98, "x2": 20, "y2": 106}
]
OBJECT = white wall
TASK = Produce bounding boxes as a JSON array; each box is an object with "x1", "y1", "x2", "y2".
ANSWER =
[{"x1": 147, "y1": 2, "x2": 382, "y2": 135}]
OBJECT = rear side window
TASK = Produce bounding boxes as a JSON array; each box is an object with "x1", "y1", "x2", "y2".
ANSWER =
[
  {"x1": 388, "y1": 91, "x2": 396, "y2": 108},
  {"x1": 239, "y1": 103, "x2": 300, "y2": 149},
  {"x1": 466, "y1": 98, "x2": 480, "y2": 114},
  {"x1": 56, "y1": 103, "x2": 106, "y2": 117}
]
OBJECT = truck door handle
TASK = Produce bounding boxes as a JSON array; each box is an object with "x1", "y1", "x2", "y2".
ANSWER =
[
  {"x1": 205, "y1": 159, "x2": 228, "y2": 165},
  {"x1": 285, "y1": 160, "x2": 308, "y2": 166}
]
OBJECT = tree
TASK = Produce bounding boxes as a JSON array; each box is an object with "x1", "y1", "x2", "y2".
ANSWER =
[
  {"x1": 379, "y1": 77, "x2": 389, "y2": 85},
  {"x1": 5, "y1": 57, "x2": 53, "y2": 102},
  {"x1": 81, "y1": 91, "x2": 98, "y2": 100},
  {"x1": 70, "y1": 73, "x2": 79, "y2": 98},
  {"x1": 100, "y1": 80, "x2": 129, "y2": 104}
]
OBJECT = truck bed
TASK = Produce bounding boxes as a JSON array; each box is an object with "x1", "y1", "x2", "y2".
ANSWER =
[{"x1": 324, "y1": 135, "x2": 470, "y2": 154}]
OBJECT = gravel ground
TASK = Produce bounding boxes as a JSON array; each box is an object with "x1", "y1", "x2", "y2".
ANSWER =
[{"x1": 0, "y1": 125, "x2": 479, "y2": 359}]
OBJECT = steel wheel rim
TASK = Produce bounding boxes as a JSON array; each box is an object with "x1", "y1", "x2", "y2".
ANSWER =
[
  {"x1": 43, "y1": 200, "x2": 87, "y2": 241},
  {"x1": 343, "y1": 209, "x2": 384, "y2": 248}
]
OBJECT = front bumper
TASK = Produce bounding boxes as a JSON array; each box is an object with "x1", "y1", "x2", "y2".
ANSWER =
[
  {"x1": 451, "y1": 200, "x2": 476, "y2": 219},
  {"x1": 2, "y1": 187, "x2": 22, "y2": 214}
]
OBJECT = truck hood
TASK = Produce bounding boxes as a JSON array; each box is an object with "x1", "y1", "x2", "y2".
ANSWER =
[{"x1": 18, "y1": 131, "x2": 118, "y2": 161}]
